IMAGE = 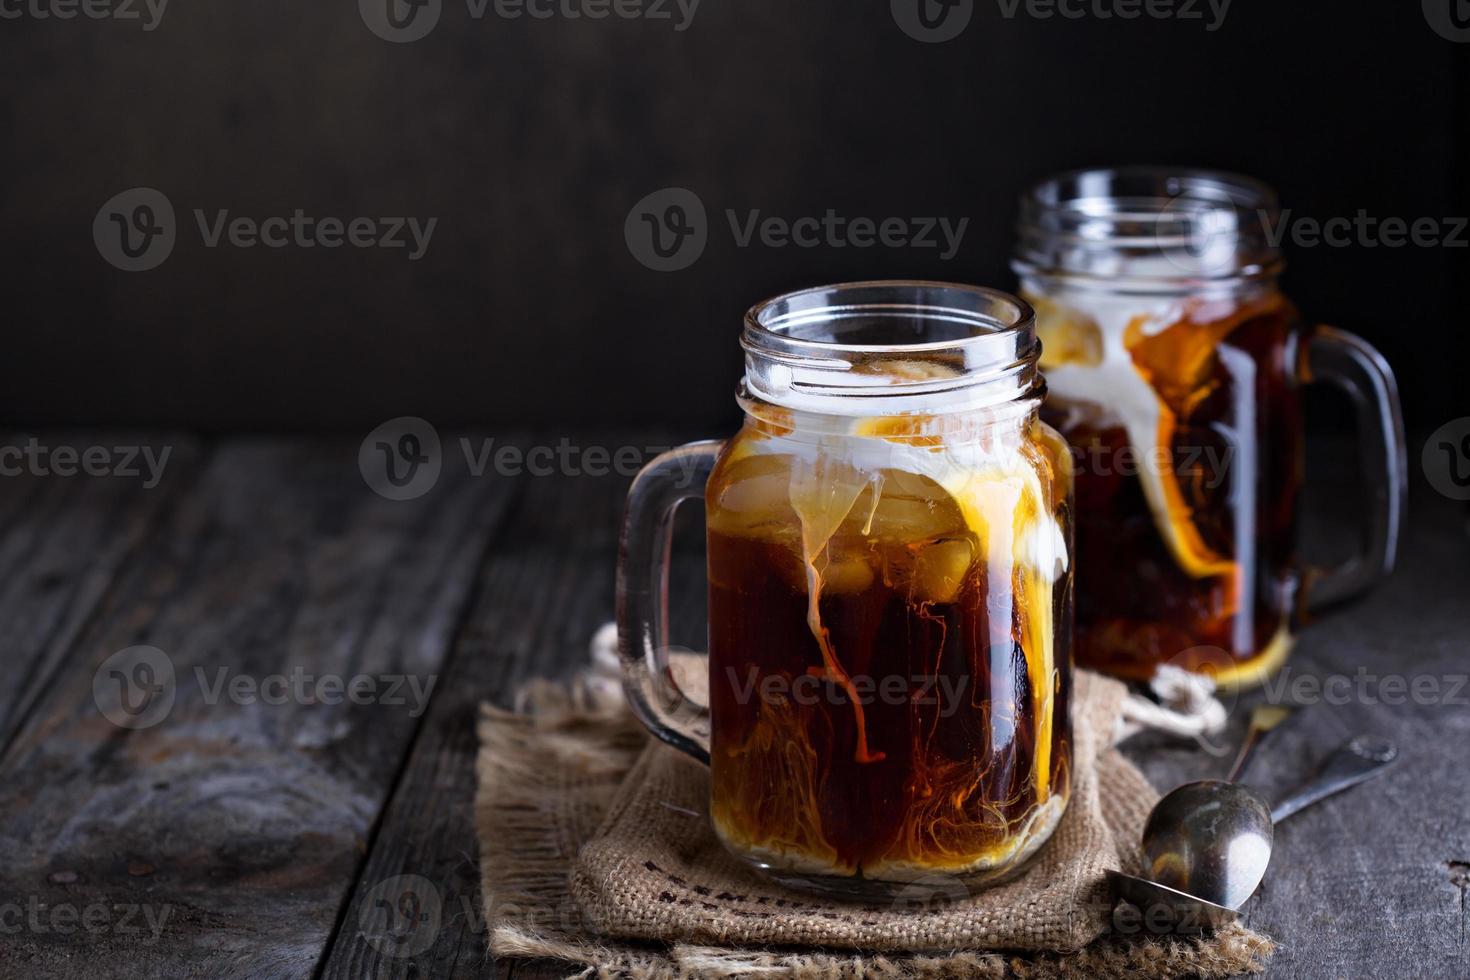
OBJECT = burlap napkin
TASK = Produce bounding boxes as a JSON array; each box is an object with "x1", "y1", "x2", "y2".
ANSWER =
[{"x1": 476, "y1": 632, "x2": 1273, "y2": 978}]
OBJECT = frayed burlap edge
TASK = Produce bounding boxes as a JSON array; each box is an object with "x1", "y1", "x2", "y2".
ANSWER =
[{"x1": 475, "y1": 673, "x2": 1274, "y2": 979}]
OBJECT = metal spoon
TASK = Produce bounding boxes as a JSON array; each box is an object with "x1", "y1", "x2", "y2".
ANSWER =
[
  {"x1": 1108, "y1": 702, "x2": 1297, "y2": 926},
  {"x1": 1110, "y1": 734, "x2": 1398, "y2": 932},
  {"x1": 1224, "y1": 703, "x2": 1299, "y2": 783}
]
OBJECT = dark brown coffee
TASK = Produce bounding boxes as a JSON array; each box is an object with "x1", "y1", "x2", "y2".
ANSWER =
[{"x1": 704, "y1": 421, "x2": 1073, "y2": 886}]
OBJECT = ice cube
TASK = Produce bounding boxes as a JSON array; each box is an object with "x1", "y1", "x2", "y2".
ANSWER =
[
  {"x1": 815, "y1": 554, "x2": 876, "y2": 595},
  {"x1": 709, "y1": 451, "x2": 796, "y2": 535},
  {"x1": 1026, "y1": 293, "x2": 1104, "y2": 368},
  {"x1": 854, "y1": 469, "x2": 967, "y2": 543},
  {"x1": 911, "y1": 538, "x2": 976, "y2": 604}
]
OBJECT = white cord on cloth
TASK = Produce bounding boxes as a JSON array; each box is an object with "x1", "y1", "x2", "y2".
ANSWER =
[
  {"x1": 1115, "y1": 664, "x2": 1228, "y2": 745},
  {"x1": 587, "y1": 621, "x2": 624, "y2": 702},
  {"x1": 591, "y1": 622, "x2": 1227, "y2": 746}
]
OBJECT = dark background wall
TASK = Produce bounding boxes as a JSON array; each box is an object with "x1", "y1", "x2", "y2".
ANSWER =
[{"x1": 2, "y1": 1, "x2": 1466, "y2": 433}]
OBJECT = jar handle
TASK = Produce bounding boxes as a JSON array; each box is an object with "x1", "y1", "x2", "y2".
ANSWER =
[
  {"x1": 616, "y1": 440, "x2": 723, "y2": 763},
  {"x1": 1301, "y1": 326, "x2": 1407, "y2": 611}
]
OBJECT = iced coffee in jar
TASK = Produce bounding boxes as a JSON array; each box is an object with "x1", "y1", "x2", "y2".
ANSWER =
[
  {"x1": 1013, "y1": 168, "x2": 1406, "y2": 688},
  {"x1": 618, "y1": 282, "x2": 1074, "y2": 899}
]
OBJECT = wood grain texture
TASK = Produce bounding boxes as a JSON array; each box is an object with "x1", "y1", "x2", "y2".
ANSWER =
[
  {"x1": 0, "y1": 438, "x2": 516, "y2": 980},
  {"x1": 0, "y1": 430, "x2": 1464, "y2": 980},
  {"x1": 317, "y1": 454, "x2": 641, "y2": 979},
  {"x1": 474, "y1": 446, "x2": 1470, "y2": 979},
  {"x1": 316, "y1": 430, "x2": 707, "y2": 980},
  {"x1": 0, "y1": 434, "x2": 200, "y2": 753},
  {"x1": 1121, "y1": 482, "x2": 1470, "y2": 978}
]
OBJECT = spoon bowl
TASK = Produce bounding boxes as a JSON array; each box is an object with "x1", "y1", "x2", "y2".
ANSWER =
[
  {"x1": 1110, "y1": 734, "x2": 1398, "y2": 933},
  {"x1": 1141, "y1": 779, "x2": 1274, "y2": 910}
]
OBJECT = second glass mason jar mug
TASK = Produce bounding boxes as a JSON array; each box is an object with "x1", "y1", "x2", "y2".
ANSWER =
[
  {"x1": 618, "y1": 282, "x2": 1075, "y2": 900},
  {"x1": 1013, "y1": 168, "x2": 1407, "y2": 688}
]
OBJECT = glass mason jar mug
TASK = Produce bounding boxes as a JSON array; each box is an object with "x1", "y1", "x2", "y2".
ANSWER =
[
  {"x1": 617, "y1": 282, "x2": 1075, "y2": 900},
  {"x1": 1013, "y1": 168, "x2": 1407, "y2": 688}
]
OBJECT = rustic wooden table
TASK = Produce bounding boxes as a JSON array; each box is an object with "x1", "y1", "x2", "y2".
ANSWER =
[{"x1": 0, "y1": 431, "x2": 1464, "y2": 979}]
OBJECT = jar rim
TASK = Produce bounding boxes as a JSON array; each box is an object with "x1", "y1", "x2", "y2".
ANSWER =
[
  {"x1": 1014, "y1": 166, "x2": 1285, "y2": 285},
  {"x1": 740, "y1": 280, "x2": 1043, "y2": 415},
  {"x1": 745, "y1": 280, "x2": 1034, "y2": 354},
  {"x1": 1022, "y1": 165, "x2": 1277, "y2": 214}
]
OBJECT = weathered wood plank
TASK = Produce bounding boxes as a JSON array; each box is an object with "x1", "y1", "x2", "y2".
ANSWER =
[
  {"x1": 1, "y1": 429, "x2": 1461, "y2": 980},
  {"x1": 315, "y1": 462, "x2": 628, "y2": 979},
  {"x1": 316, "y1": 432, "x2": 706, "y2": 980},
  {"x1": 0, "y1": 433, "x2": 201, "y2": 752},
  {"x1": 1122, "y1": 471, "x2": 1470, "y2": 977},
  {"x1": 345, "y1": 429, "x2": 1469, "y2": 980},
  {"x1": 0, "y1": 437, "x2": 517, "y2": 980}
]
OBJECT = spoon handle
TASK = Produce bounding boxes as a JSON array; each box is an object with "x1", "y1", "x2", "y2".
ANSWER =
[
  {"x1": 1226, "y1": 704, "x2": 1298, "y2": 783},
  {"x1": 1270, "y1": 735, "x2": 1398, "y2": 823}
]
